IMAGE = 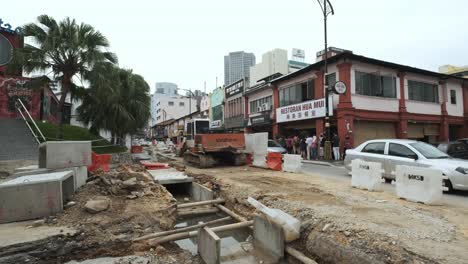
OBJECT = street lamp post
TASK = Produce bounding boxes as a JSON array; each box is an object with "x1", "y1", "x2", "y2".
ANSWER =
[{"x1": 317, "y1": 0, "x2": 334, "y2": 160}]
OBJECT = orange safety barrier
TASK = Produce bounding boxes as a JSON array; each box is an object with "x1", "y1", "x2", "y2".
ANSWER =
[
  {"x1": 131, "y1": 145, "x2": 143, "y2": 153},
  {"x1": 88, "y1": 152, "x2": 112, "y2": 172},
  {"x1": 140, "y1": 161, "x2": 170, "y2": 170},
  {"x1": 267, "y1": 152, "x2": 283, "y2": 171}
]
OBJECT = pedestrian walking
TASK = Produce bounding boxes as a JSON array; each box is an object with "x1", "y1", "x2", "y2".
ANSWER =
[
  {"x1": 300, "y1": 137, "x2": 307, "y2": 159},
  {"x1": 332, "y1": 133, "x2": 340, "y2": 161},
  {"x1": 286, "y1": 136, "x2": 293, "y2": 154},
  {"x1": 319, "y1": 134, "x2": 324, "y2": 159},
  {"x1": 311, "y1": 134, "x2": 318, "y2": 160},
  {"x1": 293, "y1": 135, "x2": 300, "y2": 154},
  {"x1": 305, "y1": 135, "x2": 313, "y2": 160}
]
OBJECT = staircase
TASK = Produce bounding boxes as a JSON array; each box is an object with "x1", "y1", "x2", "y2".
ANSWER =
[{"x1": 0, "y1": 118, "x2": 39, "y2": 161}]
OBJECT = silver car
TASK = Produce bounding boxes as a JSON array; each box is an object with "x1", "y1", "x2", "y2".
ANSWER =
[
  {"x1": 267, "y1": 140, "x2": 287, "y2": 154},
  {"x1": 344, "y1": 139, "x2": 468, "y2": 191}
]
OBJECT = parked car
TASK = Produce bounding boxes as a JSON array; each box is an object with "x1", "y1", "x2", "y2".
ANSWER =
[
  {"x1": 438, "y1": 140, "x2": 468, "y2": 160},
  {"x1": 344, "y1": 139, "x2": 468, "y2": 191},
  {"x1": 267, "y1": 140, "x2": 287, "y2": 154}
]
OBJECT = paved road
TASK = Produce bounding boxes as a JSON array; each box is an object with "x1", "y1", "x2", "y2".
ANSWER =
[{"x1": 301, "y1": 162, "x2": 468, "y2": 208}]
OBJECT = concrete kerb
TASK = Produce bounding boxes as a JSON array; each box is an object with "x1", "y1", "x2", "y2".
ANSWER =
[
  {"x1": 253, "y1": 215, "x2": 285, "y2": 262},
  {"x1": 301, "y1": 160, "x2": 344, "y2": 168},
  {"x1": 198, "y1": 226, "x2": 221, "y2": 264}
]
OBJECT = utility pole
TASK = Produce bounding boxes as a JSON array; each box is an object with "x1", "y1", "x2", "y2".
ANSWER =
[{"x1": 317, "y1": 0, "x2": 334, "y2": 160}]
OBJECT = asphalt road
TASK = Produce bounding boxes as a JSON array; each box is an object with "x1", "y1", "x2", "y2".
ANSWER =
[{"x1": 301, "y1": 162, "x2": 468, "y2": 208}]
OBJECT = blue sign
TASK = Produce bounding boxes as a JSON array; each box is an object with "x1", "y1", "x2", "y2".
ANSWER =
[{"x1": 0, "y1": 18, "x2": 22, "y2": 34}]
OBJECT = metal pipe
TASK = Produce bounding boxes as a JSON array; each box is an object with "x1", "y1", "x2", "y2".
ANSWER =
[
  {"x1": 177, "y1": 208, "x2": 219, "y2": 217},
  {"x1": 177, "y1": 199, "x2": 225, "y2": 209},
  {"x1": 148, "y1": 220, "x2": 253, "y2": 245},
  {"x1": 133, "y1": 216, "x2": 231, "y2": 242}
]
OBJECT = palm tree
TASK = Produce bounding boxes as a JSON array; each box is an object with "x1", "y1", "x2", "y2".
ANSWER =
[
  {"x1": 77, "y1": 64, "x2": 150, "y2": 145},
  {"x1": 8, "y1": 15, "x2": 117, "y2": 138}
]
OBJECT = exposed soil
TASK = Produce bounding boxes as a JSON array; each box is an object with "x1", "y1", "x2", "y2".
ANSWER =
[{"x1": 185, "y1": 165, "x2": 468, "y2": 264}]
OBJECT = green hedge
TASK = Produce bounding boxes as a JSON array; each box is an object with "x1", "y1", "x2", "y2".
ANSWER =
[{"x1": 30, "y1": 121, "x2": 127, "y2": 154}]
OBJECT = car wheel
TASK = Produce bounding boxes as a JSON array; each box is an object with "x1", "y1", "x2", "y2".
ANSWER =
[{"x1": 443, "y1": 179, "x2": 453, "y2": 193}]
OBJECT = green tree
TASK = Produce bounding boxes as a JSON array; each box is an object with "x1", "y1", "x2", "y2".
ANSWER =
[
  {"x1": 77, "y1": 64, "x2": 150, "y2": 145},
  {"x1": 8, "y1": 15, "x2": 117, "y2": 138}
]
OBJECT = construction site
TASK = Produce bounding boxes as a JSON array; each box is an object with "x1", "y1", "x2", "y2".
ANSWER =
[{"x1": 0, "y1": 129, "x2": 467, "y2": 264}]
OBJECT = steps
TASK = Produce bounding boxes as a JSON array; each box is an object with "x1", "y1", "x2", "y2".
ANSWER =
[{"x1": 0, "y1": 118, "x2": 38, "y2": 161}]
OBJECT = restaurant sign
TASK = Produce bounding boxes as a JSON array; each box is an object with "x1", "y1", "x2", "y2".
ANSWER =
[{"x1": 276, "y1": 98, "x2": 332, "y2": 123}]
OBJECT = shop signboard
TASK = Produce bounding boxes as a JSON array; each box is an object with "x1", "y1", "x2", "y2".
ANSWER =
[
  {"x1": 276, "y1": 98, "x2": 332, "y2": 123},
  {"x1": 248, "y1": 112, "x2": 271, "y2": 126}
]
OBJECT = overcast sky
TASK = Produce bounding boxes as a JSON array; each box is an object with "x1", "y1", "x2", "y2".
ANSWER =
[{"x1": 5, "y1": 0, "x2": 468, "y2": 94}]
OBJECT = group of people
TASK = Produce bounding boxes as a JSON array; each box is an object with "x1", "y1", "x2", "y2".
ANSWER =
[{"x1": 278, "y1": 133, "x2": 341, "y2": 161}]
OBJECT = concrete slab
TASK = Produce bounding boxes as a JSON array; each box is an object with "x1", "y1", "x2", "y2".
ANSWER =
[
  {"x1": 253, "y1": 215, "x2": 285, "y2": 262},
  {"x1": 131, "y1": 153, "x2": 152, "y2": 162},
  {"x1": 148, "y1": 168, "x2": 188, "y2": 182},
  {"x1": 198, "y1": 226, "x2": 221, "y2": 264},
  {"x1": 0, "y1": 171, "x2": 75, "y2": 224},
  {"x1": 0, "y1": 220, "x2": 76, "y2": 248},
  {"x1": 191, "y1": 182, "x2": 214, "y2": 201},
  {"x1": 39, "y1": 141, "x2": 92, "y2": 169},
  {"x1": 13, "y1": 165, "x2": 39, "y2": 173},
  {"x1": 12, "y1": 166, "x2": 88, "y2": 190}
]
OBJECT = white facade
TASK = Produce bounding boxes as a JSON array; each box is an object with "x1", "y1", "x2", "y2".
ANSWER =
[
  {"x1": 155, "y1": 82, "x2": 178, "y2": 96},
  {"x1": 250, "y1": 49, "x2": 289, "y2": 86},
  {"x1": 153, "y1": 94, "x2": 198, "y2": 125},
  {"x1": 200, "y1": 95, "x2": 210, "y2": 118}
]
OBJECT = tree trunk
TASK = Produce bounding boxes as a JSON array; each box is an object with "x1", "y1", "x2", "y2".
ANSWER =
[{"x1": 57, "y1": 75, "x2": 72, "y2": 139}]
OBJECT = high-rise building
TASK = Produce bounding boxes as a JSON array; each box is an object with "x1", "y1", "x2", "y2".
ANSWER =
[
  {"x1": 224, "y1": 51, "x2": 256, "y2": 86},
  {"x1": 249, "y1": 48, "x2": 309, "y2": 86},
  {"x1": 155, "y1": 82, "x2": 178, "y2": 95}
]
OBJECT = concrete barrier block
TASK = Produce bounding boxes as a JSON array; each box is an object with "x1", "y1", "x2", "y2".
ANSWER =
[
  {"x1": 198, "y1": 227, "x2": 221, "y2": 264},
  {"x1": 351, "y1": 159, "x2": 384, "y2": 191},
  {"x1": 282, "y1": 154, "x2": 302, "y2": 173},
  {"x1": 395, "y1": 165, "x2": 445, "y2": 205},
  {"x1": 253, "y1": 154, "x2": 267, "y2": 168},
  {"x1": 39, "y1": 141, "x2": 92, "y2": 169},
  {"x1": 253, "y1": 215, "x2": 285, "y2": 262},
  {"x1": 0, "y1": 171, "x2": 74, "y2": 223},
  {"x1": 74, "y1": 166, "x2": 88, "y2": 189},
  {"x1": 253, "y1": 133, "x2": 268, "y2": 155},
  {"x1": 190, "y1": 182, "x2": 214, "y2": 201},
  {"x1": 245, "y1": 134, "x2": 254, "y2": 153}
]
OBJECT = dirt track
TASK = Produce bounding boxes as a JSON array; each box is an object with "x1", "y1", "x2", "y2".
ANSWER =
[{"x1": 186, "y1": 165, "x2": 468, "y2": 264}]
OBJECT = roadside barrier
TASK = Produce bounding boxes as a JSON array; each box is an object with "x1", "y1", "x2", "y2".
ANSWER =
[
  {"x1": 267, "y1": 152, "x2": 283, "y2": 171},
  {"x1": 282, "y1": 154, "x2": 301, "y2": 173},
  {"x1": 140, "y1": 161, "x2": 170, "y2": 170},
  {"x1": 131, "y1": 145, "x2": 143, "y2": 153},
  {"x1": 351, "y1": 159, "x2": 384, "y2": 191},
  {"x1": 253, "y1": 154, "x2": 267, "y2": 168},
  {"x1": 395, "y1": 165, "x2": 448, "y2": 205},
  {"x1": 88, "y1": 152, "x2": 111, "y2": 172}
]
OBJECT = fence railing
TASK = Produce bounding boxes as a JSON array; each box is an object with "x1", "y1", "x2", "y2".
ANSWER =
[{"x1": 15, "y1": 98, "x2": 46, "y2": 144}]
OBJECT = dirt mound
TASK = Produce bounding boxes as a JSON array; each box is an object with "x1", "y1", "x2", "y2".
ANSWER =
[{"x1": 56, "y1": 165, "x2": 177, "y2": 246}]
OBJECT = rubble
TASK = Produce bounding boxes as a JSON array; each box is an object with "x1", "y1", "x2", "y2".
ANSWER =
[{"x1": 85, "y1": 199, "x2": 110, "y2": 213}]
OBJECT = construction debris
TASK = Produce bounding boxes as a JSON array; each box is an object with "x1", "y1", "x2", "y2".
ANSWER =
[{"x1": 85, "y1": 198, "x2": 110, "y2": 214}]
